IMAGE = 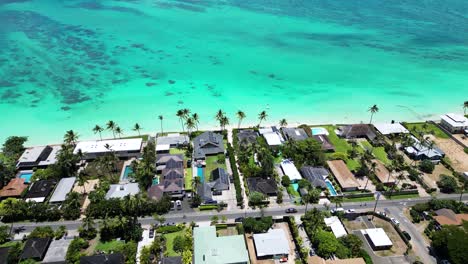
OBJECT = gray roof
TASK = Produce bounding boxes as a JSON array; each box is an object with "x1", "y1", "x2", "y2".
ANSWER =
[
  {"x1": 162, "y1": 168, "x2": 184, "y2": 179},
  {"x1": 300, "y1": 166, "x2": 328, "y2": 189},
  {"x1": 105, "y1": 183, "x2": 140, "y2": 199},
  {"x1": 18, "y1": 146, "x2": 48, "y2": 163},
  {"x1": 405, "y1": 137, "x2": 445, "y2": 159},
  {"x1": 193, "y1": 132, "x2": 224, "y2": 159},
  {"x1": 38, "y1": 145, "x2": 61, "y2": 166},
  {"x1": 21, "y1": 237, "x2": 51, "y2": 260},
  {"x1": 163, "y1": 178, "x2": 184, "y2": 193},
  {"x1": 157, "y1": 134, "x2": 189, "y2": 146},
  {"x1": 197, "y1": 183, "x2": 214, "y2": 203},
  {"x1": 156, "y1": 154, "x2": 183, "y2": 166},
  {"x1": 282, "y1": 127, "x2": 309, "y2": 141},
  {"x1": 162, "y1": 256, "x2": 182, "y2": 264},
  {"x1": 49, "y1": 177, "x2": 76, "y2": 203},
  {"x1": 247, "y1": 177, "x2": 278, "y2": 196},
  {"x1": 237, "y1": 130, "x2": 259, "y2": 146},
  {"x1": 42, "y1": 239, "x2": 71, "y2": 263},
  {"x1": 208, "y1": 168, "x2": 230, "y2": 191}
]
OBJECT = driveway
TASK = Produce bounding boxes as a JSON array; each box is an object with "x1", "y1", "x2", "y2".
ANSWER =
[
  {"x1": 136, "y1": 227, "x2": 154, "y2": 264},
  {"x1": 213, "y1": 184, "x2": 238, "y2": 210}
]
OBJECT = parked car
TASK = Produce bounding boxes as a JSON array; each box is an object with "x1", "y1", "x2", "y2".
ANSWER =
[
  {"x1": 234, "y1": 217, "x2": 244, "y2": 223},
  {"x1": 149, "y1": 228, "x2": 155, "y2": 238},
  {"x1": 390, "y1": 217, "x2": 400, "y2": 226},
  {"x1": 345, "y1": 209, "x2": 356, "y2": 214},
  {"x1": 170, "y1": 201, "x2": 175, "y2": 210},
  {"x1": 331, "y1": 208, "x2": 345, "y2": 214},
  {"x1": 176, "y1": 200, "x2": 182, "y2": 210},
  {"x1": 285, "y1": 208, "x2": 298, "y2": 213},
  {"x1": 402, "y1": 231, "x2": 411, "y2": 241},
  {"x1": 186, "y1": 193, "x2": 192, "y2": 199}
]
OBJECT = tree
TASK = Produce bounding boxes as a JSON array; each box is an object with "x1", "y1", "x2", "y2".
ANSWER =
[
  {"x1": 29, "y1": 226, "x2": 55, "y2": 238},
  {"x1": 182, "y1": 250, "x2": 193, "y2": 264},
  {"x1": 258, "y1": 110, "x2": 267, "y2": 127},
  {"x1": 192, "y1": 113, "x2": 200, "y2": 131},
  {"x1": 0, "y1": 225, "x2": 10, "y2": 244},
  {"x1": 186, "y1": 117, "x2": 196, "y2": 137},
  {"x1": 437, "y1": 175, "x2": 458, "y2": 193},
  {"x1": 281, "y1": 138, "x2": 325, "y2": 168},
  {"x1": 106, "y1": 120, "x2": 117, "y2": 138},
  {"x1": 133, "y1": 123, "x2": 142, "y2": 136},
  {"x1": 192, "y1": 176, "x2": 201, "y2": 192},
  {"x1": 236, "y1": 110, "x2": 246, "y2": 129},
  {"x1": 279, "y1": 118, "x2": 288, "y2": 128},
  {"x1": 2, "y1": 136, "x2": 27, "y2": 158},
  {"x1": 419, "y1": 159, "x2": 435, "y2": 173},
  {"x1": 153, "y1": 214, "x2": 166, "y2": 226},
  {"x1": 93, "y1": 125, "x2": 104, "y2": 140},
  {"x1": 215, "y1": 109, "x2": 224, "y2": 123},
  {"x1": 249, "y1": 191, "x2": 265, "y2": 205},
  {"x1": 276, "y1": 190, "x2": 283, "y2": 204},
  {"x1": 304, "y1": 188, "x2": 320, "y2": 211},
  {"x1": 368, "y1": 104, "x2": 379, "y2": 124},
  {"x1": 314, "y1": 229, "x2": 339, "y2": 257},
  {"x1": 176, "y1": 109, "x2": 186, "y2": 133},
  {"x1": 220, "y1": 116, "x2": 230, "y2": 131},
  {"x1": 158, "y1": 115, "x2": 164, "y2": 134},
  {"x1": 281, "y1": 175, "x2": 291, "y2": 187},
  {"x1": 62, "y1": 192, "x2": 81, "y2": 220},
  {"x1": 464, "y1": 101, "x2": 468, "y2": 115},
  {"x1": 115, "y1": 126, "x2": 123, "y2": 138},
  {"x1": 431, "y1": 224, "x2": 468, "y2": 264},
  {"x1": 173, "y1": 235, "x2": 187, "y2": 253},
  {"x1": 243, "y1": 216, "x2": 273, "y2": 233},
  {"x1": 331, "y1": 196, "x2": 343, "y2": 209},
  {"x1": 339, "y1": 234, "x2": 363, "y2": 257},
  {"x1": 66, "y1": 237, "x2": 89, "y2": 264},
  {"x1": 64, "y1": 130, "x2": 79, "y2": 146}
]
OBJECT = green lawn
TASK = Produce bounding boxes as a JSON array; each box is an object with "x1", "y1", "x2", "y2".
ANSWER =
[
  {"x1": 343, "y1": 196, "x2": 376, "y2": 202},
  {"x1": 185, "y1": 168, "x2": 193, "y2": 190},
  {"x1": 405, "y1": 122, "x2": 449, "y2": 139},
  {"x1": 385, "y1": 193, "x2": 420, "y2": 200},
  {"x1": 361, "y1": 140, "x2": 391, "y2": 165},
  {"x1": 95, "y1": 240, "x2": 124, "y2": 253},
  {"x1": 205, "y1": 155, "x2": 227, "y2": 181},
  {"x1": 346, "y1": 159, "x2": 361, "y2": 171},
  {"x1": 164, "y1": 230, "x2": 184, "y2": 257},
  {"x1": 322, "y1": 126, "x2": 352, "y2": 153},
  {"x1": 170, "y1": 148, "x2": 186, "y2": 155}
]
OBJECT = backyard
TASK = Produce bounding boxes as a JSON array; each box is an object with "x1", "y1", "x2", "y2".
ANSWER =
[
  {"x1": 205, "y1": 154, "x2": 227, "y2": 182},
  {"x1": 372, "y1": 218, "x2": 408, "y2": 256},
  {"x1": 185, "y1": 168, "x2": 193, "y2": 191},
  {"x1": 361, "y1": 140, "x2": 391, "y2": 165},
  {"x1": 95, "y1": 240, "x2": 124, "y2": 253},
  {"x1": 163, "y1": 230, "x2": 185, "y2": 257},
  {"x1": 322, "y1": 126, "x2": 362, "y2": 171},
  {"x1": 405, "y1": 122, "x2": 449, "y2": 139}
]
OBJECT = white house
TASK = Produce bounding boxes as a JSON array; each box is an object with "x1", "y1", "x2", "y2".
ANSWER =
[
  {"x1": 280, "y1": 159, "x2": 302, "y2": 182},
  {"x1": 361, "y1": 228, "x2": 393, "y2": 250},
  {"x1": 74, "y1": 138, "x2": 143, "y2": 160},
  {"x1": 440, "y1": 113, "x2": 468, "y2": 133},
  {"x1": 324, "y1": 216, "x2": 347, "y2": 238}
]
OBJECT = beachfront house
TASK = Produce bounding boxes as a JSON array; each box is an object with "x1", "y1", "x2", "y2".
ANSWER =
[
  {"x1": 74, "y1": 138, "x2": 143, "y2": 160},
  {"x1": 247, "y1": 177, "x2": 278, "y2": 196},
  {"x1": 299, "y1": 166, "x2": 328, "y2": 189},
  {"x1": 313, "y1": 135, "x2": 335, "y2": 152},
  {"x1": 259, "y1": 126, "x2": 284, "y2": 146},
  {"x1": 337, "y1": 124, "x2": 377, "y2": 141},
  {"x1": 361, "y1": 228, "x2": 393, "y2": 250},
  {"x1": 440, "y1": 113, "x2": 468, "y2": 134},
  {"x1": 193, "y1": 131, "x2": 224, "y2": 161},
  {"x1": 327, "y1": 160, "x2": 360, "y2": 191},
  {"x1": 237, "y1": 129, "x2": 259, "y2": 147},
  {"x1": 24, "y1": 179, "x2": 56, "y2": 203},
  {"x1": 16, "y1": 145, "x2": 61, "y2": 170},
  {"x1": 194, "y1": 226, "x2": 249, "y2": 264},
  {"x1": 156, "y1": 133, "x2": 189, "y2": 147},
  {"x1": 253, "y1": 229, "x2": 290, "y2": 260},
  {"x1": 49, "y1": 177, "x2": 76, "y2": 203},
  {"x1": 105, "y1": 183, "x2": 140, "y2": 199},
  {"x1": 373, "y1": 123, "x2": 409, "y2": 136},
  {"x1": 404, "y1": 136, "x2": 445, "y2": 161},
  {"x1": 281, "y1": 127, "x2": 309, "y2": 141},
  {"x1": 280, "y1": 159, "x2": 302, "y2": 183}
]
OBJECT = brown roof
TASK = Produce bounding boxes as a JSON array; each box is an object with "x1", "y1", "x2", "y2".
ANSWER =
[
  {"x1": 340, "y1": 124, "x2": 376, "y2": 140},
  {"x1": 148, "y1": 185, "x2": 164, "y2": 201},
  {"x1": 372, "y1": 160, "x2": 396, "y2": 184},
  {"x1": 308, "y1": 256, "x2": 366, "y2": 264},
  {"x1": 434, "y1": 209, "x2": 468, "y2": 226},
  {"x1": 0, "y1": 178, "x2": 28, "y2": 197},
  {"x1": 327, "y1": 160, "x2": 359, "y2": 189},
  {"x1": 313, "y1": 135, "x2": 335, "y2": 151}
]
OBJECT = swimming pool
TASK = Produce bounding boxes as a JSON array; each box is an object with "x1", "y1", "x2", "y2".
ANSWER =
[
  {"x1": 152, "y1": 177, "x2": 159, "y2": 186},
  {"x1": 326, "y1": 181, "x2": 338, "y2": 196},
  {"x1": 19, "y1": 172, "x2": 33, "y2": 183},
  {"x1": 292, "y1": 183, "x2": 299, "y2": 191},
  {"x1": 197, "y1": 167, "x2": 204, "y2": 183},
  {"x1": 311, "y1": 127, "x2": 329, "y2": 136},
  {"x1": 122, "y1": 166, "x2": 133, "y2": 180}
]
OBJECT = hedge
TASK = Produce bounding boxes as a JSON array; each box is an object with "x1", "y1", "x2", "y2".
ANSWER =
[
  {"x1": 285, "y1": 216, "x2": 308, "y2": 264},
  {"x1": 199, "y1": 205, "x2": 218, "y2": 211},
  {"x1": 156, "y1": 225, "x2": 183, "y2": 234},
  {"x1": 227, "y1": 143, "x2": 244, "y2": 206}
]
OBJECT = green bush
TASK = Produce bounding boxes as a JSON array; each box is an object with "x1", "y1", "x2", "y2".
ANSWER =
[
  {"x1": 281, "y1": 175, "x2": 291, "y2": 187},
  {"x1": 199, "y1": 205, "x2": 218, "y2": 211},
  {"x1": 410, "y1": 209, "x2": 421, "y2": 223},
  {"x1": 437, "y1": 175, "x2": 458, "y2": 193},
  {"x1": 419, "y1": 160, "x2": 435, "y2": 173},
  {"x1": 243, "y1": 217, "x2": 273, "y2": 233},
  {"x1": 464, "y1": 147, "x2": 468, "y2": 154},
  {"x1": 227, "y1": 143, "x2": 244, "y2": 206},
  {"x1": 156, "y1": 225, "x2": 183, "y2": 234},
  {"x1": 359, "y1": 249, "x2": 373, "y2": 264},
  {"x1": 66, "y1": 238, "x2": 89, "y2": 264}
]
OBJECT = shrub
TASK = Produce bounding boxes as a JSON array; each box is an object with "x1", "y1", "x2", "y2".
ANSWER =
[
  {"x1": 249, "y1": 191, "x2": 266, "y2": 206},
  {"x1": 410, "y1": 209, "x2": 421, "y2": 223},
  {"x1": 227, "y1": 143, "x2": 244, "y2": 206},
  {"x1": 199, "y1": 205, "x2": 218, "y2": 211},
  {"x1": 243, "y1": 217, "x2": 273, "y2": 233},
  {"x1": 66, "y1": 238, "x2": 89, "y2": 264},
  {"x1": 464, "y1": 147, "x2": 468, "y2": 154},
  {"x1": 156, "y1": 225, "x2": 183, "y2": 234},
  {"x1": 359, "y1": 249, "x2": 373, "y2": 264},
  {"x1": 281, "y1": 175, "x2": 291, "y2": 187},
  {"x1": 437, "y1": 175, "x2": 458, "y2": 193},
  {"x1": 419, "y1": 160, "x2": 435, "y2": 173}
]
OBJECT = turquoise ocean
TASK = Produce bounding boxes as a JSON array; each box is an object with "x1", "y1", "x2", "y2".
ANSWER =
[{"x1": 1, "y1": 0, "x2": 467, "y2": 145}]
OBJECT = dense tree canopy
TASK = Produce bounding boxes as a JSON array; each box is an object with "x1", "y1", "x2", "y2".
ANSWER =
[
  {"x1": 431, "y1": 223, "x2": 468, "y2": 264},
  {"x1": 243, "y1": 216, "x2": 273, "y2": 233},
  {"x1": 437, "y1": 175, "x2": 458, "y2": 193},
  {"x1": 282, "y1": 138, "x2": 325, "y2": 168}
]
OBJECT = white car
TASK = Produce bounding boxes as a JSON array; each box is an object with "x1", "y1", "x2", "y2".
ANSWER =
[
  {"x1": 390, "y1": 217, "x2": 400, "y2": 226},
  {"x1": 345, "y1": 209, "x2": 356, "y2": 214},
  {"x1": 331, "y1": 208, "x2": 345, "y2": 214}
]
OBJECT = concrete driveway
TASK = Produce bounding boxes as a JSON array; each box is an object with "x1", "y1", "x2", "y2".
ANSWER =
[
  {"x1": 136, "y1": 227, "x2": 154, "y2": 264},
  {"x1": 353, "y1": 231, "x2": 410, "y2": 264}
]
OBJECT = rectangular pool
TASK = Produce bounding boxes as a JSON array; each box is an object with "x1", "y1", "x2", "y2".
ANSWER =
[
  {"x1": 326, "y1": 181, "x2": 338, "y2": 196},
  {"x1": 152, "y1": 177, "x2": 159, "y2": 186},
  {"x1": 197, "y1": 167, "x2": 204, "y2": 183},
  {"x1": 122, "y1": 166, "x2": 133, "y2": 180},
  {"x1": 311, "y1": 127, "x2": 329, "y2": 136},
  {"x1": 292, "y1": 183, "x2": 299, "y2": 191},
  {"x1": 19, "y1": 172, "x2": 33, "y2": 183}
]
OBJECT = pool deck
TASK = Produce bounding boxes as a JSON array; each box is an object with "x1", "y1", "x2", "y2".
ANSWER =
[{"x1": 119, "y1": 158, "x2": 136, "y2": 183}]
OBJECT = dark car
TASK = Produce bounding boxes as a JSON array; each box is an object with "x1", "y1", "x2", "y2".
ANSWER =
[
  {"x1": 234, "y1": 217, "x2": 245, "y2": 223},
  {"x1": 402, "y1": 231, "x2": 411, "y2": 241},
  {"x1": 285, "y1": 208, "x2": 298, "y2": 213},
  {"x1": 149, "y1": 228, "x2": 155, "y2": 238}
]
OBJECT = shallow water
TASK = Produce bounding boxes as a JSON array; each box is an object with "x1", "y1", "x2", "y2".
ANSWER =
[{"x1": 1, "y1": 0, "x2": 467, "y2": 145}]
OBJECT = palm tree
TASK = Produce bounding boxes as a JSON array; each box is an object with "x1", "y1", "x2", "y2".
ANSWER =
[
  {"x1": 176, "y1": 109, "x2": 186, "y2": 133},
  {"x1": 64, "y1": 130, "x2": 79, "y2": 146},
  {"x1": 182, "y1": 108, "x2": 191, "y2": 120},
  {"x1": 186, "y1": 117, "x2": 196, "y2": 137},
  {"x1": 236, "y1": 110, "x2": 246, "y2": 129},
  {"x1": 82, "y1": 216, "x2": 95, "y2": 232},
  {"x1": 331, "y1": 196, "x2": 343, "y2": 210},
  {"x1": 368, "y1": 104, "x2": 379, "y2": 124},
  {"x1": 464, "y1": 101, "x2": 468, "y2": 115},
  {"x1": 132, "y1": 123, "x2": 142, "y2": 136},
  {"x1": 115, "y1": 126, "x2": 123, "y2": 138},
  {"x1": 192, "y1": 113, "x2": 200, "y2": 131},
  {"x1": 77, "y1": 172, "x2": 87, "y2": 194},
  {"x1": 364, "y1": 161, "x2": 377, "y2": 192},
  {"x1": 158, "y1": 115, "x2": 164, "y2": 134},
  {"x1": 106, "y1": 120, "x2": 117, "y2": 139},
  {"x1": 153, "y1": 214, "x2": 166, "y2": 226},
  {"x1": 93, "y1": 125, "x2": 104, "y2": 141},
  {"x1": 192, "y1": 176, "x2": 201, "y2": 192},
  {"x1": 258, "y1": 110, "x2": 267, "y2": 127},
  {"x1": 215, "y1": 109, "x2": 224, "y2": 123},
  {"x1": 279, "y1": 118, "x2": 288, "y2": 128},
  {"x1": 220, "y1": 116, "x2": 230, "y2": 131}
]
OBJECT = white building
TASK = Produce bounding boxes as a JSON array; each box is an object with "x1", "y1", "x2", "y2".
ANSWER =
[
  {"x1": 373, "y1": 123, "x2": 409, "y2": 135},
  {"x1": 324, "y1": 216, "x2": 347, "y2": 238},
  {"x1": 262, "y1": 132, "x2": 284, "y2": 146},
  {"x1": 440, "y1": 113, "x2": 468, "y2": 133},
  {"x1": 253, "y1": 229, "x2": 290, "y2": 258},
  {"x1": 105, "y1": 183, "x2": 140, "y2": 199},
  {"x1": 280, "y1": 159, "x2": 302, "y2": 182},
  {"x1": 74, "y1": 138, "x2": 142, "y2": 160},
  {"x1": 16, "y1": 145, "x2": 61, "y2": 170},
  {"x1": 361, "y1": 228, "x2": 393, "y2": 250}
]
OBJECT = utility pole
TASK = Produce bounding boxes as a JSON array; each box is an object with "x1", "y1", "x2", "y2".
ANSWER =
[{"x1": 371, "y1": 191, "x2": 381, "y2": 221}]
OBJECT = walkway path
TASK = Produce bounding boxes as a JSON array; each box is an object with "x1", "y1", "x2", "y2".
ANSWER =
[{"x1": 227, "y1": 129, "x2": 249, "y2": 209}]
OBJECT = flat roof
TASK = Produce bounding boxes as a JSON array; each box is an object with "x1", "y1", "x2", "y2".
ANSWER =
[
  {"x1": 18, "y1": 146, "x2": 47, "y2": 163},
  {"x1": 39, "y1": 145, "x2": 61, "y2": 166},
  {"x1": 280, "y1": 160, "x2": 302, "y2": 181},
  {"x1": 361, "y1": 228, "x2": 393, "y2": 247},
  {"x1": 324, "y1": 216, "x2": 347, "y2": 238},
  {"x1": 253, "y1": 229, "x2": 290, "y2": 257},
  {"x1": 157, "y1": 134, "x2": 189, "y2": 145},
  {"x1": 373, "y1": 123, "x2": 409, "y2": 135},
  {"x1": 42, "y1": 239, "x2": 71, "y2": 263},
  {"x1": 105, "y1": 183, "x2": 140, "y2": 199},
  {"x1": 263, "y1": 131, "x2": 284, "y2": 146},
  {"x1": 327, "y1": 160, "x2": 359, "y2": 189},
  {"x1": 194, "y1": 226, "x2": 249, "y2": 264},
  {"x1": 441, "y1": 113, "x2": 468, "y2": 127},
  {"x1": 74, "y1": 138, "x2": 142, "y2": 154},
  {"x1": 49, "y1": 177, "x2": 76, "y2": 203},
  {"x1": 156, "y1": 144, "x2": 170, "y2": 151}
]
